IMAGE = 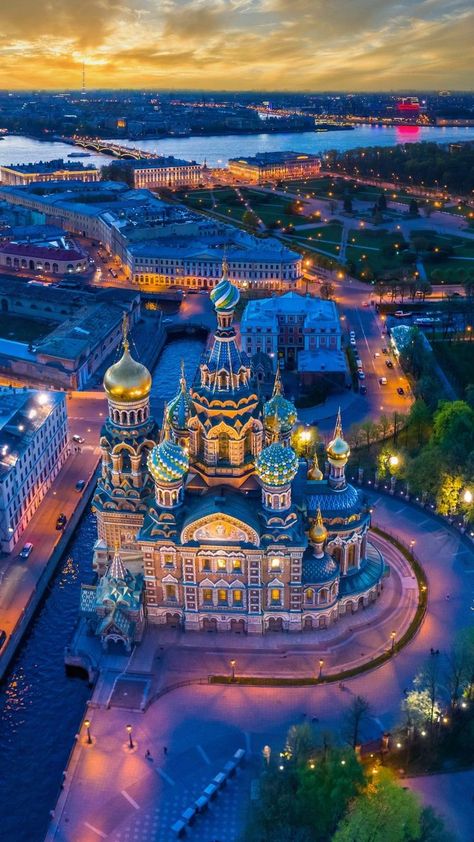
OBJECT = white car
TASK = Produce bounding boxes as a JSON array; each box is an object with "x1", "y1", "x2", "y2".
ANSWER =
[
  {"x1": 350, "y1": 337, "x2": 356, "y2": 346},
  {"x1": 379, "y1": 377, "x2": 387, "y2": 385}
]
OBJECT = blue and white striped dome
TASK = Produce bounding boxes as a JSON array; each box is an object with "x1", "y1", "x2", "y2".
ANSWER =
[
  {"x1": 210, "y1": 277, "x2": 240, "y2": 312},
  {"x1": 255, "y1": 443, "x2": 298, "y2": 487},
  {"x1": 263, "y1": 393, "x2": 297, "y2": 433},
  {"x1": 148, "y1": 439, "x2": 189, "y2": 484}
]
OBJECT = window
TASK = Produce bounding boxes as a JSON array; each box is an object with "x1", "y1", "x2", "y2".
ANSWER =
[
  {"x1": 202, "y1": 558, "x2": 211, "y2": 571},
  {"x1": 232, "y1": 559, "x2": 242, "y2": 573},
  {"x1": 218, "y1": 589, "x2": 228, "y2": 605},
  {"x1": 203, "y1": 588, "x2": 213, "y2": 604},
  {"x1": 270, "y1": 557, "x2": 282, "y2": 571},
  {"x1": 270, "y1": 588, "x2": 281, "y2": 605},
  {"x1": 233, "y1": 589, "x2": 243, "y2": 606},
  {"x1": 163, "y1": 553, "x2": 174, "y2": 567},
  {"x1": 165, "y1": 585, "x2": 176, "y2": 601},
  {"x1": 305, "y1": 588, "x2": 314, "y2": 603},
  {"x1": 216, "y1": 557, "x2": 226, "y2": 571},
  {"x1": 319, "y1": 588, "x2": 328, "y2": 604}
]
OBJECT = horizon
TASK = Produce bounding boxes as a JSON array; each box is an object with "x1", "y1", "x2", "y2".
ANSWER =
[{"x1": 1, "y1": 0, "x2": 473, "y2": 91}]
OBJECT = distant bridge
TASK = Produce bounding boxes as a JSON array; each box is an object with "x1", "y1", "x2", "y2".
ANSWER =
[{"x1": 60, "y1": 136, "x2": 155, "y2": 160}]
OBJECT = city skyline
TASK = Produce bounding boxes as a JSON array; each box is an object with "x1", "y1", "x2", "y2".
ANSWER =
[{"x1": 1, "y1": 0, "x2": 473, "y2": 91}]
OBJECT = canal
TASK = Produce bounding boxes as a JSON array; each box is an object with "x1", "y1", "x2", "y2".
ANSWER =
[{"x1": 0, "y1": 337, "x2": 205, "y2": 842}]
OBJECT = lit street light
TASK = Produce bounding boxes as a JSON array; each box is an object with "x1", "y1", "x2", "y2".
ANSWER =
[
  {"x1": 126, "y1": 724, "x2": 134, "y2": 750},
  {"x1": 230, "y1": 659, "x2": 236, "y2": 682},
  {"x1": 84, "y1": 719, "x2": 92, "y2": 745},
  {"x1": 318, "y1": 658, "x2": 324, "y2": 679},
  {"x1": 390, "y1": 631, "x2": 396, "y2": 653}
]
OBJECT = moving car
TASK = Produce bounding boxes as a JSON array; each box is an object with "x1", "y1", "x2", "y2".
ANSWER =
[
  {"x1": 358, "y1": 371, "x2": 365, "y2": 380},
  {"x1": 386, "y1": 360, "x2": 394, "y2": 368},
  {"x1": 350, "y1": 337, "x2": 356, "y2": 346},
  {"x1": 359, "y1": 385, "x2": 367, "y2": 395},
  {"x1": 19, "y1": 542, "x2": 33, "y2": 559},
  {"x1": 72, "y1": 435, "x2": 84, "y2": 444},
  {"x1": 75, "y1": 479, "x2": 86, "y2": 492},
  {"x1": 379, "y1": 377, "x2": 387, "y2": 385},
  {"x1": 56, "y1": 513, "x2": 67, "y2": 530},
  {"x1": 397, "y1": 387, "x2": 405, "y2": 396}
]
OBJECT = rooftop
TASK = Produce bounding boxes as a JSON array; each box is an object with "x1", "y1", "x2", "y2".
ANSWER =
[
  {"x1": 122, "y1": 156, "x2": 199, "y2": 170},
  {"x1": 0, "y1": 388, "x2": 65, "y2": 478},
  {"x1": 229, "y1": 151, "x2": 321, "y2": 166},
  {"x1": 0, "y1": 158, "x2": 97, "y2": 174}
]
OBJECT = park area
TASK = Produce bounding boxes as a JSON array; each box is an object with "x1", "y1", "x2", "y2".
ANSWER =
[{"x1": 431, "y1": 340, "x2": 474, "y2": 393}]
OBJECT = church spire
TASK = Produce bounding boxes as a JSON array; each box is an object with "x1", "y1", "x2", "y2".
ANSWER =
[
  {"x1": 109, "y1": 544, "x2": 126, "y2": 581},
  {"x1": 272, "y1": 361, "x2": 283, "y2": 396},
  {"x1": 333, "y1": 406, "x2": 343, "y2": 440}
]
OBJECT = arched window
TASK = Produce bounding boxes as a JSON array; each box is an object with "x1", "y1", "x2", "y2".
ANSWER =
[
  {"x1": 305, "y1": 588, "x2": 314, "y2": 603},
  {"x1": 219, "y1": 433, "x2": 229, "y2": 460},
  {"x1": 331, "y1": 545, "x2": 342, "y2": 564},
  {"x1": 319, "y1": 588, "x2": 328, "y2": 604},
  {"x1": 347, "y1": 544, "x2": 356, "y2": 569},
  {"x1": 165, "y1": 584, "x2": 176, "y2": 601}
]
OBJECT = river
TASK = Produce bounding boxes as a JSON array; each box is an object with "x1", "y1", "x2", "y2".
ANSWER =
[
  {"x1": 0, "y1": 336, "x2": 205, "y2": 842},
  {"x1": 0, "y1": 126, "x2": 474, "y2": 170}
]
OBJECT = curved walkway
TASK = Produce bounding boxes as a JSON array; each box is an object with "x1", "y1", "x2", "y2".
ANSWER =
[{"x1": 46, "y1": 494, "x2": 474, "y2": 842}]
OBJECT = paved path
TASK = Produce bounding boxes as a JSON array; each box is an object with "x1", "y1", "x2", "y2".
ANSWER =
[
  {"x1": 405, "y1": 769, "x2": 474, "y2": 842},
  {"x1": 45, "y1": 493, "x2": 474, "y2": 841}
]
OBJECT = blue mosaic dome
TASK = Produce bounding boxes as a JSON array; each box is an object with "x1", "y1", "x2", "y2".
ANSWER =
[
  {"x1": 167, "y1": 367, "x2": 193, "y2": 431},
  {"x1": 263, "y1": 393, "x2": 297, "y2": 433},
  {"x1": 210, "y1": 277, "x2": 240, "y2": 312},
  {"x1": 148, "y1": 439, "x2": 189, "y2": 484},
  {"x1": 255, "y1": 443, "x2": 298, "y2": 487},
  {"x1": 302, "y1": 552, "x2": 339, "y2": 584}
]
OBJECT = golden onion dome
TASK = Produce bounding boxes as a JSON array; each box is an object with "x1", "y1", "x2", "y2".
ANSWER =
[
  {"x1": 104, "y1": 315, "x2": 152, "y2": 403},
  {"x1": 309, "y1": 506, "x2": 328, "y2": 545},
  {"x1": 308, "y1": 452, "x2": 323, "y2": 481}
]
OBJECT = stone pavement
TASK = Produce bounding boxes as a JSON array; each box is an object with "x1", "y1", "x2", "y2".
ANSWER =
[{"x1": 45, "y1": 495, "x2": 474, "y2": 841}]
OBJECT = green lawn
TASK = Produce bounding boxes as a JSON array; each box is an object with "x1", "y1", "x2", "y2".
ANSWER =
[
  {"x1": 431, "y1": 341, "x2": 474, "y2": 392},
  {"x1": 0, "y1": 313, "x2": 56, "y2": 343}
]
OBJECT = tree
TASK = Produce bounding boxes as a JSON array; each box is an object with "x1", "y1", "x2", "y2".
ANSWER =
[
  {"x1": 333, "y1": 768, "x2": 422, "y2": 842},
  {"x1": 378, "y1": 192, "x2": 387, "y2": 211},
  {"x1": 408, "y1": 399, "x2": 432, "y2": 445},
  {"x1": 243, "y1": 209, "x2": 259, "y2": 230},
  {"x1": 297, "y1": 748, "x2": 366, "y2": 841},
  {"x1": 436, "y1": 473, "x2": 463, "y2": 516},
  {"x1": 409, "y1": 198, "x2": 420, "y2": 217},
  {"x1": 320, "y1": 281, "x2": 335, "y2": 300},
  {"x1": 419, "y1": 806, "x2": 456, "y2": 842},
  {"x1": 360, "y1": 420, "x2": 377, "y2": 449},
  {"x1": 343, "y1": 695, "x2": 371, "y2": 748},
  {"x1": 343, "y1": 195, "x2": 353, "y2": 213},
  {"x1": 446, "y1": 627, "x2": 474, "y2": 710},
  {"x1": 285, "y1": 722, "x2": 316, "y2": 765}
]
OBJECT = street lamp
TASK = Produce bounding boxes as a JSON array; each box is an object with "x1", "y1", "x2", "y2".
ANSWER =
[
  {"x1": 230, "y1": 659, "x2": 236, "y2": 683},
  {"x1": 463, "y1": 489, "x2": 472, "y2": 505},
  {"x1": 318, "y1": 658, "x2": 324, "y2": 679},
  {"x1": 84, "y1": 719, "x2": 92, "y2": 744},
  {"x1": 389, "y1": 455, "x2": 399, "y2": 469},
  {"x1": 126, "y1": 724, "x2": 134, "y2": 749},
  {"x1": 390, "y1": 631, "x2": 396, "y2": 653}
]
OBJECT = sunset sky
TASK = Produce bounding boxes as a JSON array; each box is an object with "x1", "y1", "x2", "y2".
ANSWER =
[{"x1": 1, "y1": 0, "x2": 472, "y2": 91}]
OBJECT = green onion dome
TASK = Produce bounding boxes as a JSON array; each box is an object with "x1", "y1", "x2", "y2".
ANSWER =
[
  {"x1": 147, "y1": 439, "x2": 189, "y2": 484},
  {"x1": 255, "y1": 443, "x2": 299, "y2": 487},
  {"x1": 210, "y1": 277, "x2": 240, "y2": 312},
  {"x1": 263, "y1": 393, "x2": 297, "y2": 434}
]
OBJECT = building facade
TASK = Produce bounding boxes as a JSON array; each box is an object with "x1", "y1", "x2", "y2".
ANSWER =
[
  {"x1": 125, "y1": 157, "x2": 202, "y2": 189},
  {"x1": 89, "y1": 273, "x2": 385, "y2": 639},
  {"x1": 0, "y1": 159, "x2": 99, "y2": 186},
  {"x1": 228, "y1": 151, "x2": 321, "y2": 184},
  {"x1": 0, "y1": 241, "x2": 88, "y2": 275},
  {"x1": 0, "y1": 389, "x2": 68, "y2": 553},
  {"x1": 240, "y1": 292, "x2": 343, "y2": 370}
]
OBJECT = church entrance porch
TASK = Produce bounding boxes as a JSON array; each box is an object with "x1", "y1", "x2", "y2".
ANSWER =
[
  {"x1": 266, "y1": 616, "x2": 284, "y2": 632},
  {"x1": 230, "y1": 619, "x2": 246, "y2": 634},
  {"x1": 202, "y1": 617, "x2": 218, "y2": 632},
  {"x1": 165, "y1": 612, "x2": 181, "y2": 629}
]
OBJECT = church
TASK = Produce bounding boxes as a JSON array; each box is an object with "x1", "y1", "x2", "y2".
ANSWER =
[{"x1": 86, "y1": 268, "x2": 385, "y2": 644}]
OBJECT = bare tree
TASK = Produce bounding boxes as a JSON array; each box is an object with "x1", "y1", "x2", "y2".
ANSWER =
[{"x1": 343, "y1": 695, "x2": 371, "y2": 748}]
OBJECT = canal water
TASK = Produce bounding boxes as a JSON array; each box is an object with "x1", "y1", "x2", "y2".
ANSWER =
[
  {"x1": 0, "y1": 337, "x2": 205, "y2": 842},
  {"x1": 1, "y1": 126, "x2": 474, "y2": 170}
]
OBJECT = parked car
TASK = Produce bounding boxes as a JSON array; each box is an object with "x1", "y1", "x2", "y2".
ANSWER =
[
  {"x1": 397, "y1": 387, "x2": 405, "y2": 396},
  {"x1": 359, "y1": 384, "x2": 367, "y2": 395},
  {"x1": 19, "y1": 542, "x2": 33, "y2": 559},
  {"x1": 56, "y1": 513, "x2": 67, "y2": 530},
  {"x1": 0, "y1": 630, "x2": 6, "y2": 650},
  {"x1": 75, "y1": 479, "x2": 86, "y2": 492},
  {"x1": 358, "y1": 371, "x2": 365, "y2": 380},
  {"x1": 382, "y1": 347, "x2": 388, "y2": 354},
  {"x1": 350, "y1": 337, "x2": 356, "y2": 346},
  {"x1": 379, "y1": 377, "x2": 387, "y2": 385},
  {"x1": 386, "y1": 360, "x2": 394, "y2": 368},
  {"x1": 72, "y1": 434, "x2": 85, "y2": 444}
]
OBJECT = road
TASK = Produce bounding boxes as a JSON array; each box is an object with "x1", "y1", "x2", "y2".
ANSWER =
[{"x1": 0, "y1": 394, "x2": 106, "y2": 668}]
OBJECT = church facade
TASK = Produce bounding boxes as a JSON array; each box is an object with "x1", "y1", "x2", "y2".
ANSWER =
[{"x1": 90, "y1": 272, "x2": 385, "y2": 638}]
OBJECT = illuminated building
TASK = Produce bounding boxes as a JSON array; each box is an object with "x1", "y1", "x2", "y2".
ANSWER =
[
  {"x1": 89, "y1": 271, "x2": 385, "y2": 639},
  {"x1": 124, "y1": 157, "x2": 201, "y2": 189},
  {"x1": 0, "y1": 241, "x2": 88, "y2": 275},
  {"x1": 0, "y1": 159, "x2": 99, "y2": 186},
  {"x1": 0, "y1": 389, "x2": 68, "y2": 553},
  {"x1": 228, "y1": 151, "x2": 321, "y2": 184}
]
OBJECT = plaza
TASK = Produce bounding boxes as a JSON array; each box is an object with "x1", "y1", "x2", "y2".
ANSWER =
[{"x1": 46, "y1": 490, "x2": 474, "y2": 841}]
